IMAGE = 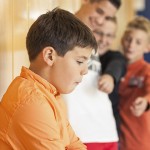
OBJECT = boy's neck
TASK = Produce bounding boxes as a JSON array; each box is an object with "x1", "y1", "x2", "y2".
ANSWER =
[
  {"x1": 127, "y1": 57, "x2": 143, "y2": 65},
  {"x1": 29, "y1": 61, "x2": 50, "y2": 83}
]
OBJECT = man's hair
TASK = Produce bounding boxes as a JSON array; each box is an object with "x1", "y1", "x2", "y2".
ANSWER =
[
  {"x1": 89, "y1": 0, "x2": 121, "y2": 9},
  {"x1": 127, "y1": 16, "x2": 150, "y2": 41},
  {"x1": 26, "y1": 8, "x2": 97, "y2": 61}
]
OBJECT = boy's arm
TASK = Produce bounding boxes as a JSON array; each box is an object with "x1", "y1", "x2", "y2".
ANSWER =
[
  {"x1": 11, "y1": 99, "x2": 66, "y2": 150},
  {"x1": 130, "y1": 70, "x2": 150, "y2": 116},
  {"x1": 99, "y1": 51, "x2": 126, "y2": 93},
  {"x1": 100, "y1": 51, "x2": 126, "y2": 84},
  {"x1": 141, "y1": 69, "x2": 150, "y2": 112},
  {"x1": 62, "y1": 99, "x2": 87, "y2": 150},
  {"x1": 98, "y1": 74, "x2": 114, "y2": 94},
  {"x1": 11, "y1": 93, "x2": 86, "y2": 150},
  {"x1": 65, "y1": 122, "x2": 87, "y2": 150},
  {"x1": 130, "y1": 97, "x2": 148, "y2": 116}
]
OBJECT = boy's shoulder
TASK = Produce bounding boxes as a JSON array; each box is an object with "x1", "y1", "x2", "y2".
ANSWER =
[
  {"x1": 126, "y1": 59, "x2": 150, "y2": 76},
  {"x1": 143, "y1": 60, "x2": 150, "y2": 72},
  {"x1": 3, "y1": 76, "x2": 48, "y2": 105}
]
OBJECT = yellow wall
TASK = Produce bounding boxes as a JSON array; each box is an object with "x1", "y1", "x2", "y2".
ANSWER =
[
  {"x1": 0, "y1": 0, "x2": 134, "y2": 99},
  {"x1": 112, "y1": 0, "x2": 135, "y2": 50}
]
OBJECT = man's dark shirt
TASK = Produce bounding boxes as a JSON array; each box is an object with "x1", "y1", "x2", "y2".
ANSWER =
[{"x1": 100, "y1": 50, "x2": 126, "y2": 135}]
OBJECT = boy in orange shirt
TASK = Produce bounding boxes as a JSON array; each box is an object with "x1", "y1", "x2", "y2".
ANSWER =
[
  {"x1": 0, "y1": 8, "x2": 97, "y2": 150},
  {"x1": 119, "y1": 16, "x2": 150, "y2": 150}
]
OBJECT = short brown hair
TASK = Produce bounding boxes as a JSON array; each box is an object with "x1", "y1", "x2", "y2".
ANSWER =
[
  {"x1": 127, "y1": 16, "x2": 150, "y2": 41},
  {"x1": 26, "y1": 8, "x2": 97, "y2": 61}
]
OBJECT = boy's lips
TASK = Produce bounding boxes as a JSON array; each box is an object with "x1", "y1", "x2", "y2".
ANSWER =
[
  {"x1": 76, "y1": 81, "x2": 81, "y2": 84},
  {"x1": 75, "y1": 79, "x2": 82, "y2": 84}
]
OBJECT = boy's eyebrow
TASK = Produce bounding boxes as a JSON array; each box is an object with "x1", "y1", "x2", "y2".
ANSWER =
[{"x1": 78, "y1": 56, "x2": 89, "y2": 60}]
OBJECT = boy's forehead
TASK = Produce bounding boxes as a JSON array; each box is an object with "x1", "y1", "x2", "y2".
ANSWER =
[
  {"x1": 124, "y1": 28, "x2": 150, "y2": 42},
  {"x1": 124, "y1": 28, "x2": 147, "y2": 36},
  {"x1": 67, "y1": 46, "x2": 93, "y2": 58}
]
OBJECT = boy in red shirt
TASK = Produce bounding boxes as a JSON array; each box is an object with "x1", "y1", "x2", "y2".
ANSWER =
[{"x1": 119, "y1": 16, "x2": 150, "y2": 150}]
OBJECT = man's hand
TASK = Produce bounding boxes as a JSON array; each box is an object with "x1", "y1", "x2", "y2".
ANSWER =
[
  {"x1": 130, "y1": 97, "x2": 148, "y2": 117},
  {"x1": 98, "y1": 74, "x2": 114, "y2": 94}
]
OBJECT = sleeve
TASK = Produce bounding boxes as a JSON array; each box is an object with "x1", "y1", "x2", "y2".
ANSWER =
[
  {"x1": 10, "y1": 96, "x2": 66, "y2": 150},
  {"x1": 66, "y1": 122, "x2": 87, "y2": 150},
  {"x1": 101, "y1": 51, "x2": 127, "y2": 84},
  {"x1": 61, "y1": 99, "x2": 87, "y2": 150},
  {"x1": 143, "y1": 67, "x2": 150, "y2": 103}
]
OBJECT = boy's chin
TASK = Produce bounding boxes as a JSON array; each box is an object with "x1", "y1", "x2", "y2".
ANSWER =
[
  {"x1": 61, "y1": 87, "x2": 76, "y2": 94},
  {"x1": 124, "y1": 53, "x2": 131, "y2": 58}
]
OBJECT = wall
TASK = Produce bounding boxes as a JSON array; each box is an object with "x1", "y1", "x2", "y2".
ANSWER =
[
  {"x1": 0, "y1": 0, "x2": 82, "y2": 99},
  {"x1": 111, "y1": 0, "x2": 135, "y2": 50},
  {"x1": 0, "y1": 0, "x2": 134, "y2": 99},
  {"x1": 137, "y1": 0, "x2": 150, "y2": 62}
]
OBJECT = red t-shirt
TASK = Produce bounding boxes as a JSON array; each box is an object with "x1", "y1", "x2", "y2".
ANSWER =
[{"x1": 119, "y1": 59, "x2": 150, "y2": 150}]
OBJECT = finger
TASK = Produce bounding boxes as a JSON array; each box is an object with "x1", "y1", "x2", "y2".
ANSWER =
[
  {"x1": 134, "y1": 98, "x2": 143, "y2": 105},
  {"x1": 99, "y1": 84, "x2": 110, "y2": 94}
]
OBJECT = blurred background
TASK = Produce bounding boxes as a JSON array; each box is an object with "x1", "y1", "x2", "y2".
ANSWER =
[{"x1": 0, "y1": 0, "x2": 149, "y2": 99}]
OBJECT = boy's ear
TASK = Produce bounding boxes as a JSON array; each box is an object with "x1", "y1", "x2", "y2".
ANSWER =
[
  {"x1": 144, "y1": 43, "x2": 150, "y2": 53},
  {"x1": 42, "y1": 46, "x2": 57, "y2": 66}
]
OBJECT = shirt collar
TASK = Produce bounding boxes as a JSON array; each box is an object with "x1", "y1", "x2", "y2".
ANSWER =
[
  {"x1": 20, "y1": 66, "x2": 59, "y2": 96},
  {"x1": 127, "y1": 58, "x2": 145, "y2": 70}
]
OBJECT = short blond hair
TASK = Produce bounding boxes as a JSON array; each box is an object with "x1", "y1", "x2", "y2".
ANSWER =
[{"x1": 126, "y1": 16, "x2": 150, "y2": 41}]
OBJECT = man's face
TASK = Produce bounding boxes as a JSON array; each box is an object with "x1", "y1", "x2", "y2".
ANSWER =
[
  {"x1": 93, "y1": 20, "x2": 117, "y2": 55},
  {"x1": 81, "y1": 0, "x2": 117, "y2": 30}
]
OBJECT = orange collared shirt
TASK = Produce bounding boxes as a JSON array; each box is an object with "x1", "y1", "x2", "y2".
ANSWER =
[{"x1": 0, "y1": 66, "x2": 86, "y2": 150}]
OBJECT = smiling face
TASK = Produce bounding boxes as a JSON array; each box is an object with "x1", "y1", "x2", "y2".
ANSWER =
[
  {"x1": 77, "y1": 0, "x2": 117, "y2": 31},
  {"x1": 122, "y1": 28, "x2": 149, "y2": 64},
  {"x1": 93, "y1": 19, "x2": 117, "y2": 55},
  {"x1": 49, "y1": 46, "x2": 93, "y2": 94}
]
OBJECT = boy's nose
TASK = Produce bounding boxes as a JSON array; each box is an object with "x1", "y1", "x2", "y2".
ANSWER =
[
  {"x1": 81, "y1": 65, "x2": 88, "y2": 75},
  {"x1": 129, "y1": 41, "x2": 135, "y2": 49}
]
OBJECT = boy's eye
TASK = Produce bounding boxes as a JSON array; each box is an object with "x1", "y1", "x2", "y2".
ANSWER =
[
  {"x1": 136, "y1": 40, "x2": 141, "y2": 45},
  {"x1": 96, "y1": 8, "x2": 104, "y2": 15},
  {"x1": 77, "y1": 61, "x2": 83, "y2": 65},
  {"x1": 125, "y1": 37, "x2": 131, "y2": 42}
]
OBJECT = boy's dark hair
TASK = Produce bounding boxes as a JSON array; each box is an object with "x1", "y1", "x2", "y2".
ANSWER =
[
  {"x1": 26, "y1": 8, "x2": 97, "y2": 61},
  {"x1": 89, "y1": 0, "x2": 121, "y2": 9}
]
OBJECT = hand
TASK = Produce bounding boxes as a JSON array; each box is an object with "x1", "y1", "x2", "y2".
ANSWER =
[
  {"x1": 98, "y1": 74, "x2": 114, "y2": 94},
  {"x1": 130, "y1": 97, "x2": 148, "y2": 117}
]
